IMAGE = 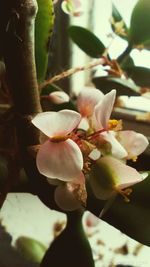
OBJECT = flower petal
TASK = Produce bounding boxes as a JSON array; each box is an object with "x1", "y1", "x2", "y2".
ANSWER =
[
  {"x1": 99, "y1": 156, "x2": 144, "y2": 189},
  {"x1": 89, "y1": 156, "x2": 144, "y2": 200},
  {"x1": 93, "y1": 90, "x2": 116, "y2": 130},
  {"x1": 78, "y1": 117, "x2": 89, "y2": 131},
  {"x1": 101, "y1": 131, "x2": 128, "y2": 159},
  {"x1": 61, "y1": 0, "x2": 82, "y2": 16},
  {"x1": 49, "y1": 91, "x2": 70, "y2": 104},
  {"x1": 117, "y1": 130, "x2": 149, "y2": 159},
  {"x1": 32, "y1": 110, "x2": 81, "y2": 137},
  {"x1": 36, "y1": 139, "x2": 83, "y2": 181},
  {"x1": 54, "y1": 184, "x2": 81, "y2": 211},
  {"x1": 89, "y1": 148, "x2": 101, "y2": 161},
  {"x1": 77, "y1": 87, "x2": 104, "y2": 117}
]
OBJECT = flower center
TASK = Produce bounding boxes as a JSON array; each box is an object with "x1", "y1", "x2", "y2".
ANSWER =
[{"x1": 50, "y1": 135, "x2": 69, "y2": 143}]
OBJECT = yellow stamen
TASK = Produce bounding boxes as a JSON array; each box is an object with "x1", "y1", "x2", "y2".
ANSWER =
[
  {"x1": 108, "y1": 120, "x2": 119, "y2": 130},
  {"x1": 115, "y1": 187, "x2": 132, "y2": 202},
  {"x1": 131, "y1": 156, "x2": 138, "y2": 162}
]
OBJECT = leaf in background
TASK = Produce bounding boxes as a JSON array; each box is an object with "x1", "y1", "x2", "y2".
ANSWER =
[
  {"x1": 111, "y1": 4, "x2": 128, "y2": 40},
  {"x1": 92, "y1": 76, "x2": 140, "y2": 96},
  {"x1": 121, "y1": 56, "x2": 135, "y2": 70},
  {"x1": 35, "y1": 0, "x2": 55, "y2": 84},
  {"x1": 129, "y1": 0, "x2": 150, "y2": 47},
  {"x1": 15, "y1": 236, "x2": 46, "y2": 263},
  {"x1": 125, "y1": 66, "x2": 150, "y2": 87},
  {"x1": 0, "y1": 223, "x2": 38, "y2": 267},
  {"x1": 68, "y1": 26, "x2": 105, "y2": 58},
  {"x1": 87, "y1": 172, "x2": 150, "y2": 246}
]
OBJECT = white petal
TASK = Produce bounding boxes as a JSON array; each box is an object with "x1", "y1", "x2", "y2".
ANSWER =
[
  {"x1": 49, "y1": 91, "x2": 69, "y2": 104},
  {"x1": 32, "y1": 110, "x2": 81, "y2": 137},
  {"x1": 78, "y1": 117, "x2": 89, "y2": 131},
  {"x1": 101, "y1": 131, "x2": 128, "y2": 159},
  {"x1": 117, "y1": 131, "x2": 149, "y2": 159},
  {"x1": 36, "y1": 139, "x2": 83, "y2": 181},
  {"x1": 61, "y1": 0, "x2": 82, "y2": 16},
  {"x1": 89, "y1": 148, "x2": 101, "y2": 160},
  {"x1": 54, "y1": 184, "x2": 81, "y2": 211},
  {"x1": 89, "y1": 156, "x2": 144, "y2": 200},
  {"x1": 100, "y1": 156, "x2": 143, "y2": 189},
  {"x1": 93, "y1": 90, "x2": 116, "y2": 130},
  {"x1": 77, "y1": 87, "x2": 104, "y2": 117}
]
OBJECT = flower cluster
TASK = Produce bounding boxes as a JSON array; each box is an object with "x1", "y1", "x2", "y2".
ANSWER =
[{"x1": 32, "y1": 88, "x2": 149, "y2": 211}]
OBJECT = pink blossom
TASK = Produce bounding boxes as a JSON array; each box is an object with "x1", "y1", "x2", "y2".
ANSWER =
[
  {"x1": 93, "y1": 89, "x2": 116, "y2": 131},
  {"x1": 117, "y1": 130, "x2": 149, "y2": 160},
  {"x1": 54, "y1": 172, "x2": 85, "y2": 211},
  {"x1": 49, "y1": 91, "x2": 70, "y2": 104},
  {"x1": 77, "y1": 87, "x2": 104, "y2": 130},
  {"x1": 32, "y1": 110, "x2": 83, "y2": 181},
  {"x1": 90, "y1": 156, "x2": 146, "y2": 200},
  {"x1": 77, "y1": 87, "x2": 104, "y2": 117},
  {"x1": 61, "y1": 0, "x2": 82, "y2": 16}
]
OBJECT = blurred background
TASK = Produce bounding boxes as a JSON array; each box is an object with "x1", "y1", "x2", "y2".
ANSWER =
[{"x1": 1, "y1": 1, "x2": 150, "y2": 266}]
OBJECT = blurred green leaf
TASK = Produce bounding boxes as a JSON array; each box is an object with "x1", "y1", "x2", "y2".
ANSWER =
[
  {"x1": 111, "y1": 4, "x2": 128, "y2": 40},
  {"x1": 121, "y1": 56, "x2": 135, "y2": 70},
  {"x1": 125, "y1": 66, "x2": 150, "y2": 87},
  {"x1": 35, "y1": 0, "x2": 54, "y2": 83},
  {"x1": 68, "y1": 26, "x2": 105, "y2": 58},
  {"x1": 92, "y1": 76, "x2": 140, "y2": 96},
  {"x1": 0, "y1": 223, "x2": 38, "y2": 267},
  {"x1": 88, "y1": 172, "x2": 150, "y2": 246},
  {"x1": 129, "y1": 0, "x2": 150, "y2": 47},
  {"x1": 15, "y1": 237, "x2": 46, "y2": 264}
]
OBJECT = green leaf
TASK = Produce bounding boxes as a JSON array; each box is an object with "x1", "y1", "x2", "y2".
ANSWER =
[
  {"x1": 68, "y1": 26, "x2": 105, "y2": 58},
  {"x1": 88, "y1": 172, "x2": 150, "y2": 246},
  {"x1": 125, "y1": 66, "x2": 150, "y2": 87},
  {"x1": 0, "y1": 223, "x2": 38, "y2": 267},
  {"x1": 92, "y1": 76, "x2": 140, "y2": 96},
  {"x1": 129, "y1": 0, "x2": 150, "y2": 46},
  {"x1": 35, "y1": 0, "x2": 54, "y2": 84},
  {"x1": 111, "y1": 4, "x2": 128, "y2": 40},
  {"x1": 121, "y1": 56, "x2": 135, "y2": 70},
  {"x1": 15, "y1": 236, "x2": 46, "y2": 263}
]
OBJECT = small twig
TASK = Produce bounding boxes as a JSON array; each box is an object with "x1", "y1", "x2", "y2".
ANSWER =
[{"x1": 40, "y1": 57, "x2": 107, "y2": 90}]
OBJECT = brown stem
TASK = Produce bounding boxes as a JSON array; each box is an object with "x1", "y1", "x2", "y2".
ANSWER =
[
  {"x1": 2, "y1": 0, "x2": 59, "y2": 210},
  {"x1": 40, "y1": 57, "x2": 106, "y2": 90}
]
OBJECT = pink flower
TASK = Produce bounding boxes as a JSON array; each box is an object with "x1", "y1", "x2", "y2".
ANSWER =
[
  {"x1": 90, "y1": 156, "x2": 146, "y2": 200},
  {"x1": 49, "y1": 91, "x2": 70, "y2": 104},
  {"x1": 32, "y1": 110, "x2": 83, "y2": 182},
  {"x1": 93, "y1": 89, "x2": 116, "y2": 131},
  {"x1": 117, "y1": 130, "x2": 149, "y2": 160},
  {"x1": 54, "y1": 172, "x2": 85, "y2": 211},
  {"x1": 77, "y1": 87, "x2": 104, "y2": 130},
  {"x1": 77, "y1": 87, "x2": 104, "y2": 117},
  {"x1": 61, "y1": 0, "x2": 82, "y2": 16}
]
